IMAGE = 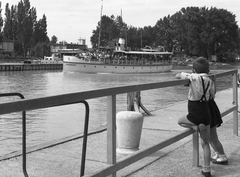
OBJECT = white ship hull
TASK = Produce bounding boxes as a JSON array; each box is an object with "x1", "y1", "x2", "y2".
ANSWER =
[{"x1": 63, "y1": 55, "x2": 172, "y2": 74}]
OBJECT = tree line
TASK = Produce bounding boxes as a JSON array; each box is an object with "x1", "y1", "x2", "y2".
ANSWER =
[
  {"x1": 91, "y1": 6, "x2": 240, "y2": 61},
  {"x1": 0, "y1": 1, "x2": 239, "y2": 61},
  {"x1": 0, "y1": 0, "x2": 58, "y2": 58}
]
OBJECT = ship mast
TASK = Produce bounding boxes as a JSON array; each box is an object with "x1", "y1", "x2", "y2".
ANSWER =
[
  {"x1": 120, "y1": 9, "x2": 127, "y2": 49},
  {"x1": 97, "y1": 0, "x2": 103, "y2": 51}
]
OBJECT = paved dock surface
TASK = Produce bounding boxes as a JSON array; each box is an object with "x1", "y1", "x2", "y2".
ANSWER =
[{"x1": 0, "y1": 88, "x2": 240, "y2": 177}]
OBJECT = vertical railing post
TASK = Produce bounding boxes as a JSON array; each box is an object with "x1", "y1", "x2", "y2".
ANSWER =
[
  {"x1": 192, "y1": 131, "x2": 199, "y2": 167},
  {"x1": 127, "y1": 92, "x2": 135, "y2": 111},
  {"x1": 232, "y1": 71, "x2": 238, "y2": 136},
  {"x1": 107, "y1": 95, "x2": 117, "y2": 177},
  {"x1": 80, "y1": 101, "x2": 90, "y2": 177},
  {"x1": 22, "y1": 110, "x2": 29, "y2": 177},
  {"x1": 0, "y1": 93, "x2": 29, "y2": 177}
]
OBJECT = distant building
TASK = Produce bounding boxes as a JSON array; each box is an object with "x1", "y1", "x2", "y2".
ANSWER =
[
  {"x1": 50, "y1": 43, "x2": 88, "y2": 58},
  {"x1": 78, "y1": 38, "x2": 86, "y2": 45},
  {"x1": 0, "y1": 36, "x2": 14, "y2": 55}
]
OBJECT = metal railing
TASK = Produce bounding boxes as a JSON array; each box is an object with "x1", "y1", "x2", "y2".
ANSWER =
[
  {"x1": 85, "y1": 69, "x2": 239, "y2": 177},
  {"x1": 0, "y1": 93, "x2": 28, "y2": 176},
  {"x1": 0, "y1": 94, "x2": 89, "y2": 177},
  {"x1": 0, "y1": 69, "x2": 238, "y2": 177}
]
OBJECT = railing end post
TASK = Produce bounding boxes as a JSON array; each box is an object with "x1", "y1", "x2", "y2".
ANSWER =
[{"x1": 192, "y1": 131, "x2": 199, "y2": 167}]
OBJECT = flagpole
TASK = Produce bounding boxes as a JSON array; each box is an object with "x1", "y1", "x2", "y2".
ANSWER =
[{"x1": 98, "y1": 0, "x2": 103, "y2": 51}]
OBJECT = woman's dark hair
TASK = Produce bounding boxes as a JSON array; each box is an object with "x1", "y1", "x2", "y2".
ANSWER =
[{"x1": 193, "y1": 57, "x2": 209, "y2": 73}]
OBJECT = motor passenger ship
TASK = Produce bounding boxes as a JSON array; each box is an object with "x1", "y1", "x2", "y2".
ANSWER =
[{"x1": 63, "y1": 39, "x2": 173, "y2": 74}]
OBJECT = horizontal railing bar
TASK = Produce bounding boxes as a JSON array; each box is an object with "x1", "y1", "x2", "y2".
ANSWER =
[
  {"x1": 0, "y1": 70, "x2": 236, "y2": 115},
  {"x1": 221, "y1": 105, "x2": 238, "y2": 117},
  {"x1": 0, "y1": 79, "x2": 189, "y2": 115},
  {"x1": 85, "y1": 129, "x2": 194, "y2": 177},
  {"x1": 0, "y1": 92, "x2": 24, "y2": 99},
  {"x1": 213, "y1": 69, "x2": 237, "y2": 78}
]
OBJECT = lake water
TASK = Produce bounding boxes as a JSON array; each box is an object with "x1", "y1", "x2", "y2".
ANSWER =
[{"x1": 0, "y1": 69, "x2": 235, "y2": 157}]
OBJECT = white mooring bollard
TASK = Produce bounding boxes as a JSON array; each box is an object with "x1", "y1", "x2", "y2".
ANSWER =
[{"x1": 116, "y1": 111, "x2": 144, "y2": 155}]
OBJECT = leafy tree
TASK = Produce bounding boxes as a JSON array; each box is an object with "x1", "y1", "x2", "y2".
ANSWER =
[
  {"x1": 32, "y1": 15, "x2": 48, "y2": 44},
  {"x1": 114, "y1": 15, "x2": 127, "y2": 39},
  {"x1": 154, "y1": 15, "x2": 175, "y2": 51},
  {"x1": 185, "y1": 7, "x2": 208, "y2": 56},
  {"x1": 3, "y1": 3, "x2": 12, "y2": 39},
  {"x1": 32, "y1": 41, "x2": 50, "y2": 58},
  {"x1": 3, "y1": 4, "x2": 19, "y2": 53},
  {"x1": 39, "y1": 14, "x2": 48, "y2": 42},
  {"x1": 91, "y1": 15, "x2": 121, "y2": 49},
  {"x1": 2, "y1": 0, "x2": 51, "y2": 57},
  {"x1": 50, "y1": 35, "x2": 58, "y2": 44},
  {"x1": 31, "y1": 14, "x2": 49, "y2": 57},
  {"x1": 170, "y1": 11, "x2": 188, "y2": 52},
  {"x1": 125, "y1": 26, "x2": 139, "y2": 50},
  {"x1": 0, "y1": 2, "x2": 3, "y2": 41},
  {"x1": 210, "y1": 8, "x2": 239, "y2": 58},
  {"x1": 15, "y1": 0, "x2": 37, "y2": 56},
  {"x1": 141, "y1": 26, "x2": 156, "y2": 47},
  {"x1": 126, "y1": 26, "x2": 156, "y2": 50},
  {"x1": 170, "y1": 6, "x2": 239, "y2": 60},
  {"x1": 237, "y1": 28, "x2": 240, "y2": 54}
]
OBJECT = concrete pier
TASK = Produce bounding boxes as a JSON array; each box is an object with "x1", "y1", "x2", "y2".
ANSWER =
[
  {"x1": 0, "y1": 88, "x2": 239, "y2": 177},
  {"x1": 0, "y1": 63, "x2": 62, "y2": 71}
]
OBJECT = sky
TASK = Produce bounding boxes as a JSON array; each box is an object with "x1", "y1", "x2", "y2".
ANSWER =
[{"x1": 2, "y1": 0, "x2": 240, "y2": 47}]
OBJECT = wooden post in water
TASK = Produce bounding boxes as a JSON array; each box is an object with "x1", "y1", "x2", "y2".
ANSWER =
[
  {"x1": 127, "y1": 92, "x2": 140, "y2": 111},
  {"x1": 127, "y1": 91, "x2": 151, "y2": 115},
  {"x1": 127, "y1": 92, "x2": 135, "y2": 111}
]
